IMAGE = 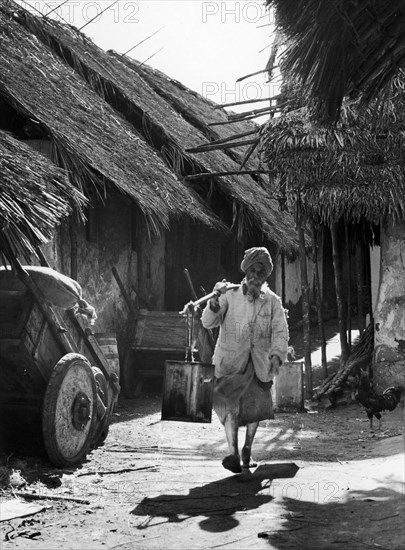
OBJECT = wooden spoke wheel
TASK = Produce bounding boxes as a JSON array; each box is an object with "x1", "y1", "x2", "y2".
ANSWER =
[
  {"x1": 42, "y1": 353, "x2": 97, "y2": 467},
  {"x1": 122, "y1": 348, "x2": 143, "y2": 399},
  {"x1": 91, "y1": 366, "x2": 111, "y2": 446}
]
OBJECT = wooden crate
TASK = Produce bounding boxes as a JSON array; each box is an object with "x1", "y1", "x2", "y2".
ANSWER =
[
  {"x1": 130, "y1": 310, "x2": 206, "y2": 377},
  {"x1": 134, "y1": 310, "x2": 192, "y2": 352},
  {"x1": 161, "y1": 360, "x2": 214, "y2": 423}
]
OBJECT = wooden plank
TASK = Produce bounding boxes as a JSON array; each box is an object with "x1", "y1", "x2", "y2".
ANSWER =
[
  {"x1": 133, "y1": 311, "x2": 201, "y2": 350},
  {"x1": 135, "y1": 346, "x2": 186, "y2": 352},
  {"x1": 134, "y1": 314, "x2": 147, "y2": 346}
]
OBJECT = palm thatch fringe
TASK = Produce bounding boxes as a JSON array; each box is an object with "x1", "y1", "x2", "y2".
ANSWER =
[
  {"x1": 260, "y1": 97, "x2": 405, "y2": 224},
  {"x1": 0, "y1": 130, "x2": 85, "y2": 257},
  {"x1": 266, "y1": 0, "x2": 405, "y2": 121}
]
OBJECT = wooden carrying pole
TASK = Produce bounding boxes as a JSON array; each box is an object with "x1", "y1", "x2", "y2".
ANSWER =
[
  {"x1": 190, "y1": 285, "x2": 240, "y2": 308},
  {"x1": 180, "y1": 283, "x2": 240, "y2": 317}
]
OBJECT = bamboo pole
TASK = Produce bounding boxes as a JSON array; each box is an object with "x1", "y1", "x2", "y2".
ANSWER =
[
  {"x1": 214, "y1": 96, "x2": 280, "y2": 109},
  {"x1": 312, "y1": 223, "x2": 327, "y2": 378},
  {"x1": 330, "y1": 223, "x2": 349, "y2": 364},
  {"x1": 186, "y1": 138, "x2": 258, "y2": 154},
  {"x1": 281, "y1": 252, "x2": 286, "y2": 306},
  {"x1": 208, "y1": 111, "x2": 277, "y2": 126},
  {"x1": 345, "y1": 223, "x2": 352, "y2": 352},
  {"x1": 183, "y1": 169, "x2": 274, "y2": 181},
  {"x1": 297, "y1": 220, "x2": 312, "y2": 399},
  {"x1": 236, "y1": 66, "x2": 277, "y2": 82},
  {"x1": 122, "y1": 26, "x2": 166, "y2": 57},
  {"x1": 239, "y1": 140, "x2": 260, "y2": 170},
  {"x1": 190, "y1": 129, "x2": 257, "y2": 147},
  {"x1": 227, "y1": 105, "x2": 277, "y2": 119},
  {"x1": 356, "y1": 242, "x2": 365, "y2": 336}
]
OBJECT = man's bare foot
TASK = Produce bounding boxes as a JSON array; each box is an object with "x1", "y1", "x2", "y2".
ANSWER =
[
  {"x1": 222, "y1": 454, "x2": 242, "y2": 473},
  {"x1": 241, "y1": 446, "x2": 257, "y2": 469}
]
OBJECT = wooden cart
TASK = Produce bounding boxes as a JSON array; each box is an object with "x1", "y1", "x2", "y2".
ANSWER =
[{"x1": 0, "y1": 268, "x2": 120, "y2": 467}]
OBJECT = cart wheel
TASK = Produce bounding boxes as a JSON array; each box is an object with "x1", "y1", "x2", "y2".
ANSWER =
[
  {"x1": 91, "y1": 367, "x2": 111, "y2": 446},
  {"x1": 42, "y1": 353, "x2": 97, "y2": 468},
  {"x1": 122, "y1": 349, "x2": 143, "y2": 399}
]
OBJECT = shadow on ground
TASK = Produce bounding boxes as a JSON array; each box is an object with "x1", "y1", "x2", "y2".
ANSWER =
[
  {"x1": 258, "y1": 486, "x2": 404, "y2": 550},
  {"x1": 130, "y1": 463, "x2": 299, "y2": 532}
]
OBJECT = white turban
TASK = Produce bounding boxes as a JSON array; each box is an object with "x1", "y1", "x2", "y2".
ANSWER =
[{"x1": 240, "y1": 247, "x2": 273, "y2": 278}]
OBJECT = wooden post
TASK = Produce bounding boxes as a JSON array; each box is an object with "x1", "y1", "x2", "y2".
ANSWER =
[
  {"x1": 297, "y1": 221, "x2": 312, "y2": 399},
  {"x1": 312, "y1": 222, "x2": 327, "y2": 378},
  {"x1": 281, "y1": 251, "x2": 286, "y2": 306},
  {"x1": 330, "y1": 222, "x2": 349, "y2": 364},
  {"x1": 356, "y1": 242, "x2": 365, "y2": 336},
  {"x1": 345, "y1": 223, "x2": 352, "y2": 352}
]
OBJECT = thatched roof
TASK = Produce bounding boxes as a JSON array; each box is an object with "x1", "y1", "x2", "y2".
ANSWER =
[
  {"x1": 9, "y1": 2, "x2": 298, "y2": 252},
  {"x1": 0, "y1": 4, "x2": 216, "y2": 234},
  {"x1": 122, "y1": 61, "x2": 260, "y2": 168},
  {"x1": 266, "y1": 0, "x2": 405, "y2": 122},
  {"x1": 260, "y1": 93, "x2": 405, "y2": 224},
  {"x1": 0, "y1": 130, "x2": 84, "y2": 257}
]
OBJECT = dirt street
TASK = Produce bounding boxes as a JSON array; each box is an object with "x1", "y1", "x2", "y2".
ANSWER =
[{"x1": 0, "y1": 383, "x2": 404, "y2": 550}]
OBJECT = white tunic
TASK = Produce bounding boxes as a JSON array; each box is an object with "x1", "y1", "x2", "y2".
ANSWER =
[{"x1": 201, "y1": 283, "x2": 289, "y2": 382}]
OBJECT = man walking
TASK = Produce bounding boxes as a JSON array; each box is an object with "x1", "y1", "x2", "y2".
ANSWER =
[{"x1": 201, "y1": 247, "x2": 289, "y2": 473}]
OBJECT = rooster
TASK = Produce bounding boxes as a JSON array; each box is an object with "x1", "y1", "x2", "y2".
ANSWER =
[{"x1": 355, "y1": 369, "x2": 403, "y2": 430}]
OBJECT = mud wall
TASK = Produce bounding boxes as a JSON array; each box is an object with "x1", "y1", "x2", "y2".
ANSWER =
[
  {"x1": 373, "y1": 219, "x2": 405, "y2": 391},
  {"x1": 41, "y1": 194, "x2": 137, "y2": 342}
]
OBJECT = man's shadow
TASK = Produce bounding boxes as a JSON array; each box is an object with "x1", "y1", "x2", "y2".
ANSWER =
[{"x1": 131, "y1": 462, "x2": 299, "y2": 533}]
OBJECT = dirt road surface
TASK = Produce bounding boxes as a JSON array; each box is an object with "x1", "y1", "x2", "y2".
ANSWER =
[{"x1": 1, "y1": 385, "x2": 404, "y2": 550}]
